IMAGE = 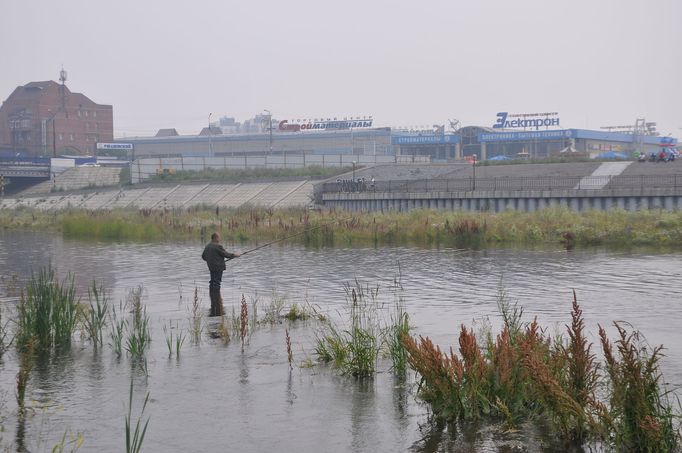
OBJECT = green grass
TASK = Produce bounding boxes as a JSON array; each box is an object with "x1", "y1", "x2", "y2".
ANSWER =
[
  {"x1": 17, "y1": 267, "x2": 79, "y2": 351},
  {"x1": 5, "y1": 205, "x2": 682, "y2": 249},
  {"x1": 82, "y1": 281, "x2": 109, "y2": 348},
  {"x1": 125, "y1": 381, "x2": 150, "y2": 453}
]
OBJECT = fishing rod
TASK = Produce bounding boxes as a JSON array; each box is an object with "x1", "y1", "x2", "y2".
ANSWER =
[{"x1": 226, "y1": 215, "x2": 356, "y2": 259}]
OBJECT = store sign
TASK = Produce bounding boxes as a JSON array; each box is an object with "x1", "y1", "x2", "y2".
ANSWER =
[
  {"x1": 97, "y1": 143, "x2": 133, "y2": 150},
  {"x1": 278, "y1": 116, "x2": 373, "y2": 132},
  {"x1": 392, "y1": 135, "x2": 458, "y2": 145},
  {"x1": 492, "y1": 112, "x2": 560, "y2": 130},
  {"x1": 659, "y1": 137, "x2": 677, "y2": 147},
  {"x1": 480, "y1": 130, "x2": 573, "y2": 142}
]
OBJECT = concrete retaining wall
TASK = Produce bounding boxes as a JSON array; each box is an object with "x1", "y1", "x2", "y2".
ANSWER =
[{"x1": 322, "y1": 188, "x2": 682, "y2": 212}]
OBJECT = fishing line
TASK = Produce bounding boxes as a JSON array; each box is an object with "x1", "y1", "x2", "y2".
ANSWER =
[{"x1": 226, "y1": 215, "x2": 358, "y2": 259}]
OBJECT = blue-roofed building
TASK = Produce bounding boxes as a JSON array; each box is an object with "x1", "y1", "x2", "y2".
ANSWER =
[{"x1": 114, "y1": 122, "x2": 676, "y2": 163}]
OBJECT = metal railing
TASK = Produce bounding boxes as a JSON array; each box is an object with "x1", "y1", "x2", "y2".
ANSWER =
[{"x1": 322, "y1": 174, "x2": 682, "y2": 194}]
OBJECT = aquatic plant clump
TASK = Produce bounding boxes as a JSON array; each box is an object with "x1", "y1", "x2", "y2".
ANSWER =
[
  {"x1": 17, "y1": 267, "x2": 80, "y2": 351},
  {"x1": 402, "y1": 293, "x2": 681, "y2": 450},
  {"x1": 314, "y1": 280, "x2": 411, "y2": 377}
]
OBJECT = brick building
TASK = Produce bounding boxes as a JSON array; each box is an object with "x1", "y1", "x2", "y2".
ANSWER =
[{"x1": 0, "y1": 80, "x2": 113, "y2": 157}]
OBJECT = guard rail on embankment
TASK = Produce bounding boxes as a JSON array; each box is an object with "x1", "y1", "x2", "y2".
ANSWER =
[{"x1": 318, "y1": 175, "x2": 682, "y2": 212}]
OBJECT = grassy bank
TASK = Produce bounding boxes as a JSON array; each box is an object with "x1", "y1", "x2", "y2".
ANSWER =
[{"x1": 2, "y1": 206, "x2": 682, "y2": 247}]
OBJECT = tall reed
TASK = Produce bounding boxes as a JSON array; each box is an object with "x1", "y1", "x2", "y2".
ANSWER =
[
  {"x1": 384, "y1": 302, "x2": 410, "y2": 373},
  {"x1": 188, "y1": 286, "x2": 203, "y2": 345},
  {"x1": 163, "y1": 321, "x2": 186, "y2": 358},
  {"x1": 109, "y1": 303, "x2": 126, "y2": 358},
  {"x1": 125, "y1": 286, "x2": 151, "y2": 359},
  {"x1": 285, "y1": 329, "x2": 293, "y2": 369},
  {"x1": 82, "y1": 281, "x2": 109, "y2": 348},
  {"x1": 125, "y1": 381, "x2": 150, "y2": 453},
  {"x1": 315, "y1": 280, "x2": 381, "y2": 377},
  {"x1": 240, "y1": 294, "x2": 248, "y2": 348},
  {"x1": 17, "y1": 267, "x2": 79, "y2": 351}
]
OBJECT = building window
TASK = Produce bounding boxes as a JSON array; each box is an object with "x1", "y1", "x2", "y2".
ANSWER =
[
  {"x1": 59, "y1": 133, "x2": 63, "y2": 141},
  {"x1": 70, "y1": 134, "x2": 74, "y2": 141},
  {"x1": 85, "y1": 110, "x2": 89, "y2": 117},
  {"x1": 77, "y1": 110, "x2": 81, "y2": 117},
  {"x1": 93, "y1": 111, "x2": 96, "y2": 118}
]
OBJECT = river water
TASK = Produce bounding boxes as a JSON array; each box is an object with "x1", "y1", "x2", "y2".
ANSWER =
[{"x1": 0, "y1": 230, "x2": 681, "y2": 452}]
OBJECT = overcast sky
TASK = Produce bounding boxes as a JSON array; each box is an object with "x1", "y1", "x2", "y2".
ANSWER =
[{"x1": 1, "y1": 0, "x2": 680, "y2": 138}]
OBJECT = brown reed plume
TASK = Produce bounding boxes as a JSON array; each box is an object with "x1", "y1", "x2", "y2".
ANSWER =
[
  {"x1": 559, "y1": 290, "x2": 600, "y2": 442},
  {"x1": 285, "y1": 329, "x2": 293, "y2": 369},
  {"x1": 240, "y1": 294, "x2": 248, "y2": 348}
]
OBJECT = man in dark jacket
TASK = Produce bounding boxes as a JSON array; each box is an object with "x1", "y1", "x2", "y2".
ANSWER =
[{"x1": 202, "y1": 232, "x2": 241, "y2": 316}]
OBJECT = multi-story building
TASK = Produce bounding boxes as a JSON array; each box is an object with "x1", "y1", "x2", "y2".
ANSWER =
[{"x1": 0, "y1": 80, "x2": 113, "y2": 157}]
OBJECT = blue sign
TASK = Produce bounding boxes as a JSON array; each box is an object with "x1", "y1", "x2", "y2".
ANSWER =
[
  {"x1": 492, "y1": 112, "x2": 560, "y2": 130},
  {"x1": 392, "y1": 134, "x2": 458, "y2": 145},
  {"x1": 480, "y1": 130, "x2": 574, "y2": 142}
]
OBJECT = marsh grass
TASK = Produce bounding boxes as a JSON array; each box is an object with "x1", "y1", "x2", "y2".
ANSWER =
[
  {"x1": 125, "y1": 286, "x2": 151, "y2": 360},
  {"x1": 7, "y1": 206, "x2": 682, "y2": 249},
  {"x1": 284, "y1": 302, "x2": 312, "y2": 322},
  {"x1": 402, "y1": 291, "x2": 681, "y2": 450},
  {"x1": 17, "y1": 267, "x2": 79, "y2": 351},
  {"x1": 82, "y1": 281, "x2": 109, "y2": 348},
  {"x1": 315, "y1": 280, "x2": 381, "y2": 377},
  {"x1": 163, "y1": 322, "x2": 186, "y2": 358},
  {"x1": 109, "y1": 303, "x2": 126, "y2": 358},
  {"x1": 384, "y1": 303, "x2": 410, "y2": 373},
  {"x1": 125, "y1": 381, "x2": 150, "y2": 453}
]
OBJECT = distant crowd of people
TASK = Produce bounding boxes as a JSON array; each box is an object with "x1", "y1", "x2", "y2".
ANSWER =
[{"x1": 336, "y1": 176, "x2": 375, "y2": 192}]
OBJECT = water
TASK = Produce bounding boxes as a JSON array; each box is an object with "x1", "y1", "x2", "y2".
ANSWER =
[{"x1": 1, "y1": 230, "x2": 681, "y2": 452}]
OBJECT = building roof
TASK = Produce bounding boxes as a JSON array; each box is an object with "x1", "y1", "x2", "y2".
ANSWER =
[{"x1": 156, "y1": 128, "x2": 179, "y2": 137}]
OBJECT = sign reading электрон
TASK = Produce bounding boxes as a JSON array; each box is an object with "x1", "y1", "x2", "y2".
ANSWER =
[
  {"x1": 492, "y1": 112, "x2": 560, "y2": 130},
  {"x1": 278, "y1": 116, "x2": 373, "y2": 132}
]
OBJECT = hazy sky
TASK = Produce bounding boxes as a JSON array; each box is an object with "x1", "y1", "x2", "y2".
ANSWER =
[{"x1": 1, "y1": 0, "x2": 680, "y2": 138}]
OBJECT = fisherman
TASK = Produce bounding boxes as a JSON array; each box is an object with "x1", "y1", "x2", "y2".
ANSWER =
[{"x1": 202, "y1": 232, "x2": 241, "y2": 316}]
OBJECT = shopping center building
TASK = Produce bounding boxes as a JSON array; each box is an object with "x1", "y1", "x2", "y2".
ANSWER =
[{"x1": 114, "y1": 114, "x2": 677, "y2": 162}]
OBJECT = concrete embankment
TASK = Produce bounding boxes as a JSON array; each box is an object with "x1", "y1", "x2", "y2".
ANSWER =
[{"x1": 4, "y1": 161, "x2": 682, "y2": 212}]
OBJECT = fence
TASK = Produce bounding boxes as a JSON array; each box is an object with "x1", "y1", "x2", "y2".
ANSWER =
[
  {"x1": 131, "y1": 154, "x2": 431, "y2": 183},
  {"x1": 321, "y1": 174, "x2": 682, "y2": 193}
]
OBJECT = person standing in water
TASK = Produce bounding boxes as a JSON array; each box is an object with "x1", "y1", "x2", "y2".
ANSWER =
[{"x1": 202, "y1": 232, "x2": 241, "y2": 316}]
